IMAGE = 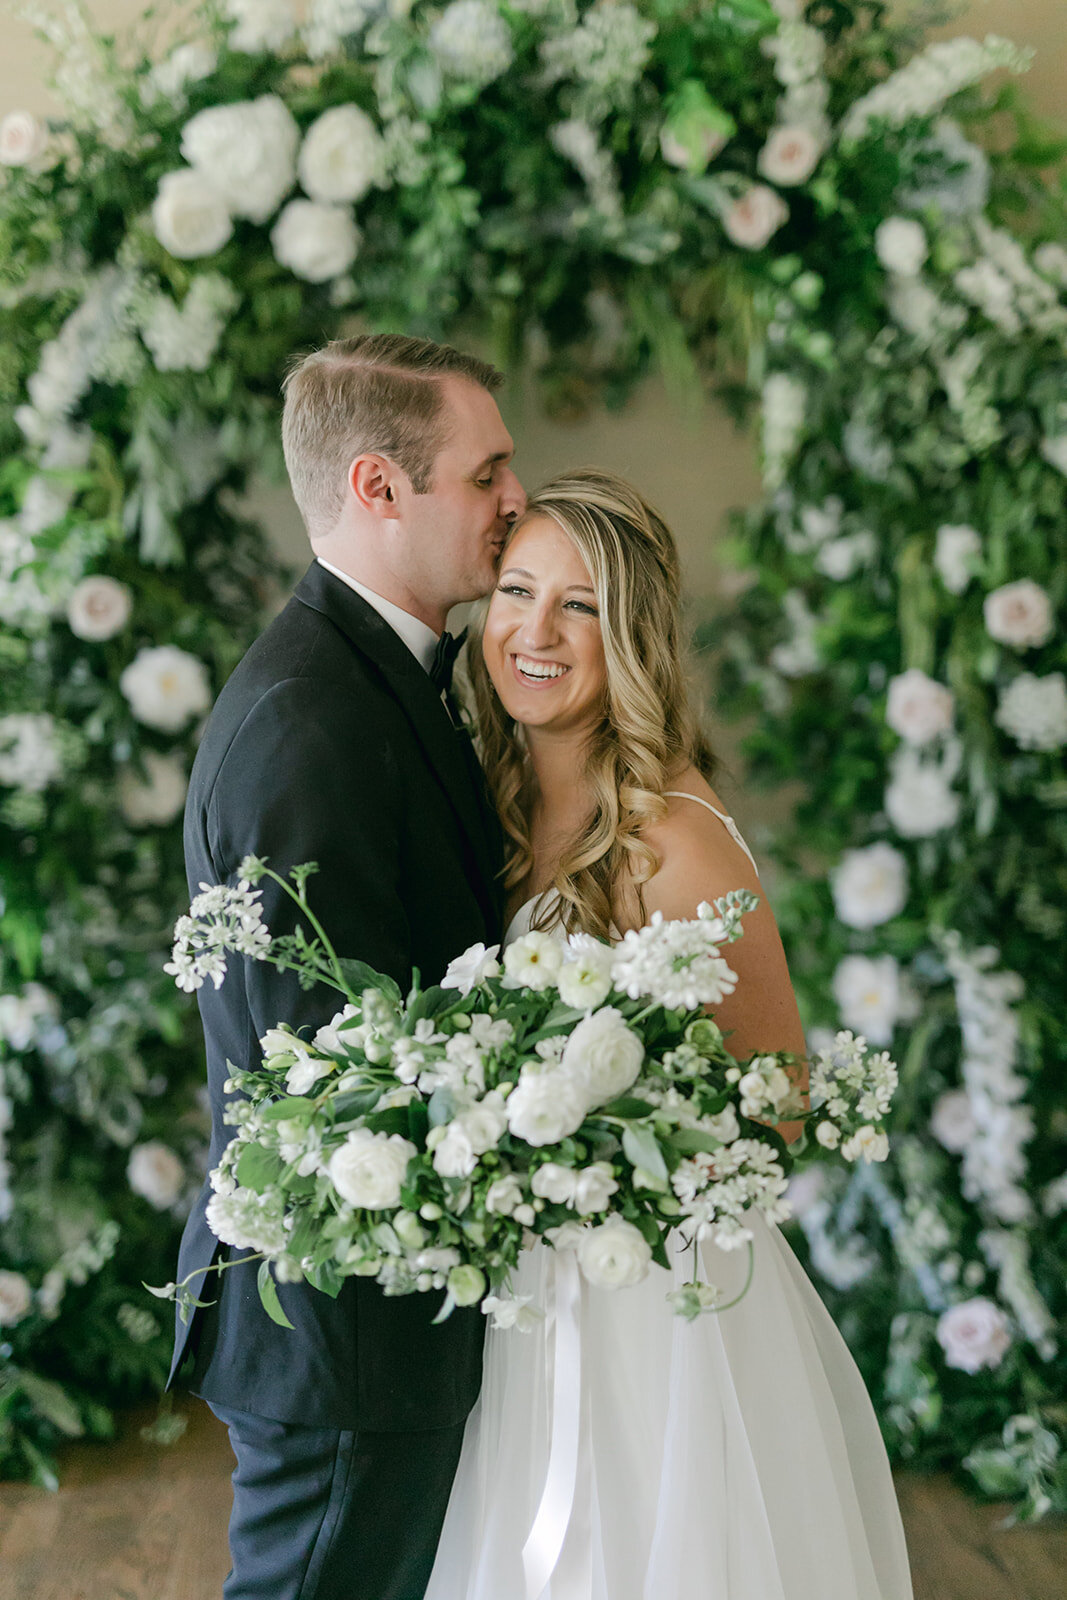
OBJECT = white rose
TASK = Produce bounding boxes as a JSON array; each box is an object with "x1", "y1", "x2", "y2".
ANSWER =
[
  {"x1": 431, "y1": 1121, "x2": 478, "y2": 1179},
  {"x1": 561, "y1": 1007, "x2": 644, "y2": 1107},
  {"x1": 441, "y1": 941, "x2": 501, "y2": 994},
  {"x1": 118, "y1": 751, "x2": 188, "y2": 827},
  {"x1": 225, "y1": 0, "x2": 296, "y2": 52},
  {"x1": 994, "y1": 671, "x2": 1067, "y2": 752},
  {"x1": 66, "y1": 575, "x2": 132, "y2": 642},
  {"x1": 841, "y1": 1124, "x2": 890, "y2": 1163},
  {"x1": 934, "y1": 524, "x2": 982, "y2": 594},
  {"x1": 328, "y1": 1128, "x2": 415, "y2": 1209},
  {"x1": 874, "y1": 216, "x2": 928, "y2": 277},
  {"x1": 930, "y1": 1088, "x2": 977, "y2": 1154},
  {"x1": 577, "y1": 1217, "x2": 652, "y2": 1289},
  {"x1": 127, "y1": 1140, "x2": 185, "y2": 1209},
  {"x1": 983, "y1": 579, "x2": 1054, "y2": 651},
  {"x1": 120, "y1": 645, "x2": 212, "y2": 732},
  {"x1": 152, "y1": 169, "x2": 233, "y2": 260},
  {"x1": 884, "y1": 750, "x2": 961, "y2": 837},
  {"x1": 885, "y1": 668, "x2": 955, "y2": 745},
  {"x1": 0, "y1": 1269, "x2": 32, "y2": 1326},
  {"x1": 0, "y1": 111, "x2": 47, "y2": 168},
  {"x1": 531, "y1": 1162, "x2": 578, "y2": 1204},
  {"x1": 271, "y1": 199, "x2": 361, "y2": 282},
  {"x1": 756, "y1": 124, "x2": 822, "y2": 187},
  {"x1": 503, "y1": 930, "x2": 564, "y2": 991},
  {"x1": 299, "y1": 105, "x2": 385, "y2": 203},
  {"x1": 831, "y1": 842, "x2": 909, "y2": 929},
  {"x1": 506, "y1": 1067, "x2": 588, "y2": 1146},
  {"x1": 181, "y1": 95, "x2": 299, "y2": 224},
  {"x1": 572, "y1": 1161, "x2": 618, "y2": 1215},
  {"x1": 556, "y1": 943, "x2": 614, "y2": 1009},
  {"x1": 458, "y1": 1093, "x2": 508, "y2": 1154},
  {"x1": 936, "y1": 1297, "x2": 1012, "y2": 1373},
  {"x1": 722, "y1": 184, "x2": 789, "y2": 250},
  {"x1": 485, "y1": 1174, "x2": 524, "y2": 1215},
  {"x1": 832, "y1": 953, "x2": 904, "y2": 1046}
]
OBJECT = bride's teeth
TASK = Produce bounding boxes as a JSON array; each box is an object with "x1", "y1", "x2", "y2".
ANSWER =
[{"x1": 516, "y1": 655, "x2": 569, "y2": 680}]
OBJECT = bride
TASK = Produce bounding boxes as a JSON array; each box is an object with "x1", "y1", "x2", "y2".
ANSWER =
[{"x1": 426, "y1": 469, "x2": 914, "y2": 1600}]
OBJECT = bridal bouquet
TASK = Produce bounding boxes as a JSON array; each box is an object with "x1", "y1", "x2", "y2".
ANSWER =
[{"x1": 156, "y1": 859, "x2": 897, "y2": 1329}]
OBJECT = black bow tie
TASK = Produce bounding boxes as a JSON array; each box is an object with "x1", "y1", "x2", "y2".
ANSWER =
[{"x1": 430, "y1": 627, "x2": 467, "y2": 693}]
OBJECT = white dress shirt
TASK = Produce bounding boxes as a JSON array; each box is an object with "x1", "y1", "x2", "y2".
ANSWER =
[{"x1": 316, "y1": 557, "x2": 439, "y2": 675}]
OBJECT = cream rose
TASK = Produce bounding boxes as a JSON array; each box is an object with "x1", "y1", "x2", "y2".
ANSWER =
[
  {"x1": 831, "y1": 842, "x2": 909, "y2": 930},
  {"x1": 430, "y1": 1121, "x2": 478, "y2": 1179},
  {"x1": 152, "y1": 169, "x2": 233, "y2": 260},
  {"x1": 119, "y1": 645, "x2": 212, "y2": 732},
  {"x1": 506, "y1": 1067, "x2": 588, "y2": 1146},
  {"x1": 271, "y1": 199, "x2": 361, "y2": 283},
  {"x1": 328, "y1": 1128, "x2": 416, "y2": 1209},
  {"x1": 577, "y1": 1217, "x2": 652, "y2": 1289},
  {"x1": 181, "y1": 95, "x2": 299, "y2": 223},
  {"x1": 756, "y1": 124, "x2": 822, "y2": 187},
  {"x1": 561, "y1": 1007, "x2": 644, "y2": 1107},
  {"x1": 67, "y1": 575, "x2": 132, "y2": 642},
  {"x1": 127, "y1": 1140, "x2": 185, "y2": 1209},
  {"x1": 885, "y1": 669, "x2": 955, "y2": 745},
  {"x1": 936, "y1": 1297, "x2": 1012, "y2": 1373},
  {"x1": 299, "y1": 105, "x2": 386, "y2": 203},
  {"x1": 983, "y1": 579, "x2": 1054, "y2": 651},
  {"x1": 118, "y1": 751, "x2": 188, "y2": 827},
  {"x1": 722, "y1": 184, "x2": 788, "y2": 250},
  {"x1": 0, "y1": 111, "x2": 47, "y2": 168}
]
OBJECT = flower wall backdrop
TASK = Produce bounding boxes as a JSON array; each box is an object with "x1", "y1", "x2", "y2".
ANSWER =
[{"x1": 0, "y1": 0, "x2": 1063, "y2": 1515}]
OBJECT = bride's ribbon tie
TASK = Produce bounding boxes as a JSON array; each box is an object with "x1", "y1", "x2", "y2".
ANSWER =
[{"x1": 522, "y1": 1249, "x2": 582, "y2": 1600}]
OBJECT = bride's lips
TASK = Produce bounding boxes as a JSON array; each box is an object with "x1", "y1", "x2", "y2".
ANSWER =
[{"x1": 509, "y1": 652, "x2": 572, "y2": 690}]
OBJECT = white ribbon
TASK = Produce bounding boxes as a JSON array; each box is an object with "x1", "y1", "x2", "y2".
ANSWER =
[{"x1": 522, "y1": 1250, "x2": 583, "y2": 1600}]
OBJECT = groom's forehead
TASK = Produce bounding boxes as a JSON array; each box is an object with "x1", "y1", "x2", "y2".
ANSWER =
[{"x1": 439, "y1": 376, "x2": 512, "y2": 452}]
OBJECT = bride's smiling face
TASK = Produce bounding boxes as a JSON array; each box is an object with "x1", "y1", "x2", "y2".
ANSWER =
[{"x1": 482, "y1": 515, "x2": 607, "y2": 732}]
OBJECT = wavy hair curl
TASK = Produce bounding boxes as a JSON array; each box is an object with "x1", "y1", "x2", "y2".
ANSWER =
[{"x1": 466, "y1": 468, "x2": 719, "y2": 940}]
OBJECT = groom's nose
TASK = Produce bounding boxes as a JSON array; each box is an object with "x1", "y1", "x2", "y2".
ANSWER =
[{"x1": 498, "y1": 468, "x2": 525, "y2": 523}]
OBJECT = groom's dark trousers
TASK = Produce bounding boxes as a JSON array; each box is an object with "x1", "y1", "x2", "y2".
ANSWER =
[{"x1": 167, "y1": 562, "x2": 504, "y2": 1598}]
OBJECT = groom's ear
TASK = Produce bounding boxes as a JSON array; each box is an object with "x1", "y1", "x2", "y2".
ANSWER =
[{"x1": 349, "y1": 453, "x2": 401, "y2": 518}]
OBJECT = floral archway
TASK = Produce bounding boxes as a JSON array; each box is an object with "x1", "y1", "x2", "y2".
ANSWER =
[{"x1": 0, "y1": 0, "x2": 1064, "y2": 1515}]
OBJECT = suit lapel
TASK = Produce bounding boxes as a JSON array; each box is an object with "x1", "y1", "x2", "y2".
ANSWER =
[{"x1": 293, "y1": 563, "x2": 502, "y2": 927}]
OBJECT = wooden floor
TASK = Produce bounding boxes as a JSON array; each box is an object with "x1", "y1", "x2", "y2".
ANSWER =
[{"x1": 0, "y1": 1400, "x2": 1064, "y2": 1600}]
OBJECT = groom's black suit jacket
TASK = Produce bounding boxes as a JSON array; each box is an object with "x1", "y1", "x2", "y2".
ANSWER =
[{"x1": 168, "y1": 561, "x2": 504, "y2": 1432}]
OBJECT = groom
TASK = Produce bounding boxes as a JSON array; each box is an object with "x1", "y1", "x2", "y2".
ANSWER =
[{"x1": 169, "y1": 334, "x2": 524, "y2": 1599}]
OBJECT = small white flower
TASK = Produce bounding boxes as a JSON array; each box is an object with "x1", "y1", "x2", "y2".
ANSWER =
[
  {"x1": 934, "y1": 524, "x2": 982, "y2": 594},
  {"x1": 702, "y1": 1105, "x2": 740, "y2": 1145},
  {"x1": 286, "y1": 1051, "x2": 332, "y2": 1095},
  {"x1": 152, "y1": 169, "x2": 233, "y2": 260},
  {"x1": 886, "y1": 668, "x2": 955, "y2": 746},
  {"x1": 840, "y1": 1124, "x2": 890, "y2": 1163},
  {"x1": 328, "y1": 1128, "x2": 416, "y2": 1209},
  {"x1": 120, "y1": 645, "x2": 212, "y2": 732},
  {"x1": 66, "y1": 575, "x2": 132, "y2": 641},
  {"x1": 532, "y1": 1162, "x2": 578, "y2": 1204},
  {"x1": 936, "y1": 1297, "x2": 1012, "y2": 1373},
  {"x1": 181, "y1": 95, "x2": 300, "y2": 224},
  {"x1": 506, "y1": 1067, "x2": 588, "y2": 1146},
  {"x1": 503, "y1": 930, "x2": 564, "y2": 991},
  {"x1": 930, "y1": 1088, "x2": 977, "y2": 1154},
  {"x1": 458, "y1": 1093, "x2": 508, "y2": 1154},
  {"x1": 119, "y1": 751, "x2": 188, "y2": 827},
  {"x1": 482, "y1": 1293, "x2": 542, "y2": 1331},
  {"x1": 577, "y1": 1216, "x2": 652, "y2": 1289},
  {"x1": 128, "y1": 1141, "x2": 185, "y2": 1209},
  {"x1": 722, "y1": 184, "x2": 789, "y2": 250},
  {"x1": 561, "y1": 1007, "x2": 644, "y2": 1107},
  {"x1": 815, "y1": 1120, "x2": 840, "y2": 1149},
  {"x1": 312, "y1": 1004, "x2": 361, "y2": 1055},
  {"x1": 994, "y1": 672, "x2": 1067, "y2": 752},
  {"x1": 441, "y1": 942, "x2": 501, "y2": 995},
  {"x1": 831, "y1": 842, "x2": 909, "y2": 930},
  {"x1": 485, "y1": 1174, "x2": 525, "y2": 1215},
  {"x1": 557, "y1": 942, "x2": 614, "y2": 1009},
  {"x1": 0, "y1": 111, "x2": 47, "y2": 168},
  {"x1": 299, "y1": 105, "x2": 386, "y2": 204},
  {"x1": 983, "y1": 580, "x2": 1054, "y2": 651},
  {"x1": 757, "y1": 124, "x2": 822, "y2": 187},
  {"x1": 0, "y1": 1270, "x2": 33, "y2": 1326},
  {"x1": 271, "y1": 200, "x2": 361, "y2": 283},
  {"x1": 874, "y1": 217, "x2": 928, "y2": 277}
]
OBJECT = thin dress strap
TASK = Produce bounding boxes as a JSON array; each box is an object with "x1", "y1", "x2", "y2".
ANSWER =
[{"x1": 662, "y1": 791, "x2": 759, "y2": 876}]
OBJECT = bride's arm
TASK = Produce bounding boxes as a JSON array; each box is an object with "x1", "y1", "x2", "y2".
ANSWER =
[{"x1": 623, "y1": 804, "x2": 809, "y2": 1145}]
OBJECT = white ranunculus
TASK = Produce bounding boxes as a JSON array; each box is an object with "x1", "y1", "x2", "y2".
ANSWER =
[
  {"x1": 66, "y1": 575, "x2": 132, "y2": 641},
  {"x1": 506, "y1": 1067, "x2": 588, "y2": 1146},
  {"x1": 119, "y1": 645, "x2": 212, "y2": 732},
  {"x1": 572, "y1": 1162, "x2": 619, "y2": 1215},
  {"x1": 329, "y1": 1128, "x2": 415, "y2": 1208},
  {"x1": 431, "y1": 1120, "x2": 478, "y2": 1179},
  {"x1": 756, "y1": 124, "x2": 822, "y2": 187},
  {"x1": 722, "y1": 184, "x2": 789, "y2": 250},
  {"x1": 271, "y1": 199, "x2": 361, "y2": 282},
  {"x1": 936, "y1": 1297, "x2": 1012, "y2": 1373},
  {"x1": 930, "y1": 1088, "x2": 977, "y2": 1154},
  {"x1": 225, "y1": 0, "x2": 297, "y2": 52},
  {"x1": 556, "y1": 943, "x2": 614, "y2": 1009},
  {"x1": 841, "y1": 1124, "x2": 890, "y2": 1163},
  {"x1": 934, "y1": 524, "x2": 982, "y2": 594},
  {"x1": 152, "y1": 169, "x2": 233, "y2": 260},
  {"x1": 181, "y1": 95, "x2": 300, "y2": 224},
  {"x1": 0, "y1": 1269, "x2": 32, "y2": 1326},
  {"x1": 832, "y1": 953, "x2": 904, "y2": 1046},
  {"x1": 458, "y1": 1093, "x2": 508, "y2": 1154},
  {"x1": 441, "y1": 941, "x2": 501, "y2": 994},
  {"x1": 118, "y1": 751, "x2": 188, "y2": 827},
  {"x1": 884, "y1": 750, "x2": 960, "y2": 838},
  {"x1": 577, "y1": 1217, "x2": 652, "y2": 1289},
  {"x1": 0, "y1": 111, "x2": 47, "y2": 167},
  {"x1": 0, "y1": 713, "x2": 62, "y2": 792},
  {"x1": 994, "y1": 671, "x2": 1067, "y2": 752},
  {"x1": 885, "y1": 669, "x2": 955, "y2": 746},
  {"x1": 430, "y1": 0, "x2": 513, "y2": 83},
  {"x1": 831, "y1": 842, "x2": 909, "y2": 929},
  {"x1": 485, "y1": 1174, "x2": 525, "y2": 1215},
  {"x1": 983, "y1": 579, "x2": 1054, "y2": 651},
  {"x1": 532, "y1": 1162, "x2": 578, "y2": 1204},
  {"x1": 503, "y1": 929, "x2": 564, "y2": 991},
  {"x1": 561, "y1": 1007, "x2": 644, "y2": 1107},
  {"x1": 299, "y1": 105, "x2": 386, "y2": 203},
  {"x1": 874, "y1": 216, "x2": 928, "y2": 276},
  {"x1": 128, "y1": 1141, "x2": 185, "y2": 1209}
]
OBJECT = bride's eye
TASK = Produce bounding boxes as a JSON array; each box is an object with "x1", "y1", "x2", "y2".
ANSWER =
[
  {"x1": 497, "y1": 583, "x2": 531, "y2": 598},
  {"x1": 565, "y1": 600, "x2": 598, "y2": 616}
]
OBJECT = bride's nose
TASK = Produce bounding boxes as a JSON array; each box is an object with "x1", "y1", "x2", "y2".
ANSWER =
[{"x1": 519, "y1": 596, "x2": 562, "y2": 651}]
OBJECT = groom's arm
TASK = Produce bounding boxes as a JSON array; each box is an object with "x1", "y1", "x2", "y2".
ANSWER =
[{"x1": 207, "y1": 675, "x2": 411, "y2": 1044}]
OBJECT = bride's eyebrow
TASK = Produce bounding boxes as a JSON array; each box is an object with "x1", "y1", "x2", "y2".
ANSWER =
[{"x1": 500, "y1": 567, "x2": 595, "y2": 595}]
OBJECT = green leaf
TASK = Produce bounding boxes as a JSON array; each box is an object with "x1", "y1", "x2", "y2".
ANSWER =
[
  {"x1": 235, "y1": 1142, "x2": 285, "y2": 1193},
  {"x1": 337, "y1": 959, "x2": 402, "y2": 1008},
  {"x1": 259, "y1": 1096, "x2": 318, "y2": 1122},
  {"x1": 671, "y1": 1128, "x2": 726, "y2": 1155},
  {"x1": 306, "y1": 1261, "x2": 343, "y2": 1298},
  {"x1": 364, "y1": 1106, "x2": 412, "y2": 1138},
  {"x1": 19, "y1": 1372, "x2": 85, "y2": 1438},
  {"x1": 601, "y1": 1096, "x2": 657, "y2": 1118},
  {"x1": 622, "y1": 1125, "x2": 669, "y2": 1182},
  {"x1": 257, "y1": 1261, "x2": 295, "y2": 1330}
]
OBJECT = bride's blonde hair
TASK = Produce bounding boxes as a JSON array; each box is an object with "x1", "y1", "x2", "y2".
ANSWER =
[{"x1": 466, "y1": 468, "x2": 719, "y2": 941}]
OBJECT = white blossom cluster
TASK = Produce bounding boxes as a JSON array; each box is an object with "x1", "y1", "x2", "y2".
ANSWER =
[
  {"x1": 671, "y1": 1138, "x2": 791, "y2": 1252},
  {"x1": 759, "y1": 15, "x2": 829, "y2": 183},
  {"x1": 17, "y1": 266, "x2": 137, "y2": 439},
  {"x1": 839, "y1": 35, "x2": 1031, "y2": 144},
  {"x1": 303, "y1": 0, "x2": 382, "y2": 59},
  {"x1": 0, "y1": 520, "x2": 54, "y2": 632},
  {"x1": 539, "y1": 2, "x2": 656, "y2": 120},
  {"x1": 898, "y1": 119, "x2": 990, "y2": 218},
  {"x1": 884, "y1": 739, "x2": 962, "y2": 840},
  {"x1": 760, "y1": 373, "x2": 807, "y2": 491},
  {"x1": 164, "y1": 879, "x2": 272, "y2": 993},
  {"x1": 979, "y1": 1228, "x2": 1056, "y2": 1360},
  {"x1": 954, "y1": 219, "x2": 1067, "y2": 342},
  {"x1": 430, "y1": 0, "x2": 514, "y2": 85},
  {"x1": 224, "y1": 0, "x2": 297, "y2": 54},
  {"x1": 18, "y1": 0, "x2": 128, "y2": 139},
  {"x1": 0, "y1": 713, "x2": 63, "y2": 793},
  {"x1": 769, "y1": 588, "x2": 821, "y2": 678},
  {"x1": 610, "y1": 901, "x2": 749, "y2": 1011},
  {"x1": 807, "y1": 1030, "x2": 897, "y2": 1138},
  {"x1": 133, "y1": 273, "x2": 240, "y2": 373},
  {"x1": 550, "y1": 119, "x2": 621, "y2": 219}
]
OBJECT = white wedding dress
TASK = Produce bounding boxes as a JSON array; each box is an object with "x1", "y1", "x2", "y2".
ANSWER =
[{"x1": 426, "y1": 795, "x2": 914, "y2": 1600}]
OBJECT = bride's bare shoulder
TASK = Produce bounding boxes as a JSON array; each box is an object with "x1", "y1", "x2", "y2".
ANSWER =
[{"x1": 633, "y1": 766, "x2": 759, "y2": 921}]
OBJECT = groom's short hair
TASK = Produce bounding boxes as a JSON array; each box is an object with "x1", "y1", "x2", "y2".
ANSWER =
[{"x1": 281, "y1": 333, "x2": 503, "y2": 538}]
